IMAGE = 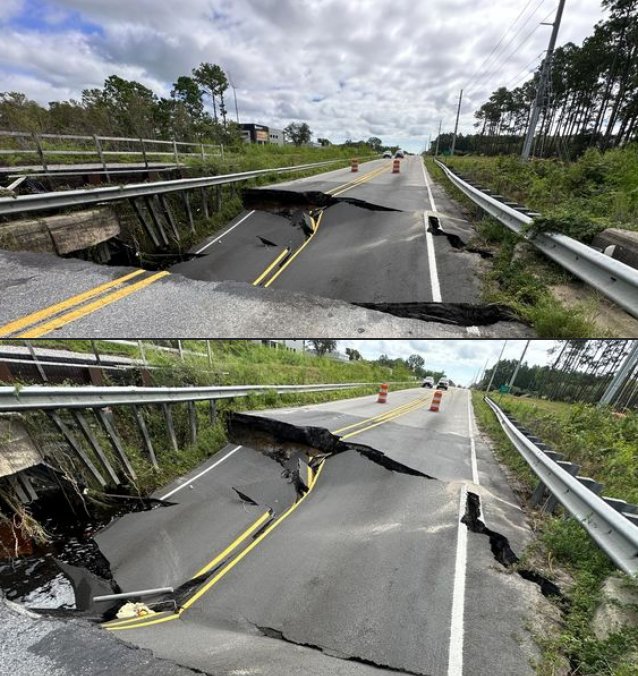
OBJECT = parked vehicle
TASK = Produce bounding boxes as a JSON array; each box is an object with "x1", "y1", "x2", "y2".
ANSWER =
[
  {"x1": 382, "y1": 150, "x2": 392, "y2": 158},
  {"x1": 422, "y1": 376, "x2": 434, "y2": 388},
  {"x1": 436, "y1": 378, "x2": 449, "y2": 390},
  {"x1": 394, "y1": 150, "x2": 405, "y2": 158}
]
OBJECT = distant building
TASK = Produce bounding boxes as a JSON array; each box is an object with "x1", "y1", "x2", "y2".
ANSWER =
[
  {"x1": 239, "y1": 123, "x2": 269, "y2": 145},
  {"x1": 253, "y1": 340, "x2": 306, "y2": 352},
  {"x1": 268, "y1": 128, "x2": 284, "y2": 145}
]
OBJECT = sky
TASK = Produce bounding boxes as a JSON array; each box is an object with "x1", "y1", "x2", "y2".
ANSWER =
[
  {"x1": 339, "y1": 340, "x2": 559, "y2": 386},
  {"x1": 0, "y1": 0, "x2": 604, "y2": 152}
]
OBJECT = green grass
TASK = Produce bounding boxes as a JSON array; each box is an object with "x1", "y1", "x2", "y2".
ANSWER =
[
  {"x1": 442, "y1": 146, "x2": 638, "y2": 242},
  {"x1": 426, "y1": 157, "x2": 599, "y2": 337},
  {"x1": 472, "y1": 391, "x2": 638, "y2": 675}
]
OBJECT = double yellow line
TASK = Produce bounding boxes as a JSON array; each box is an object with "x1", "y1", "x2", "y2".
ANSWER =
[
  {"x1": 326, "y1": 163, "x2": 391, "y2": 197},
  {"x1": 104, "y1": 390, "x2": 430, "y2": 633},
  {"x1": 251, "y1": 164, "x2": 390, "y2": 288},
  {"x1": 0, "y1": 269, "x2": 169, "y2": 338}
]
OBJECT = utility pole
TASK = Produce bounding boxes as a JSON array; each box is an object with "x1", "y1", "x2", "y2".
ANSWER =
[
  {"x1": 598, "y1": 341, "x2": 638, "y2": 408},
  {"x1": 508, "y1": 340, "x2": 531, "y2": 392},
  {"x1": 434, "y1": 119, "x2": 442, "y2": 157},
  {"x1": 486, "y1": 340, "x2": 508, "y2": 393},
  {"x1": 228, "y1": 71, "x2": 240, "y2": 124},
  {"x1": 521, "y1": 0, "x2": 566, "y2": 160},
  {"x1": 451, "y1": 89, "x2": 463, "y2": 156}
]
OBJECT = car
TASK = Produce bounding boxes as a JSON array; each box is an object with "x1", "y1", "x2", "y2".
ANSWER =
[
  {"x1": 394, "y1": 150, "x2": 405, "y2": 158},
  {"x1": 421, "y1": 376, "x2": 434, "y2": 388},
  {"x1": 382, "y1": 150, "x2": 392, "y2": 158},
  {"x1": 436, "y1": 378, "x2": 449, "y2": 390}
]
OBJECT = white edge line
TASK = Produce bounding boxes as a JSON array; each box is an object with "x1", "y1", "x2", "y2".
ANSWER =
[
  {"x1": 423, "y1": 214, "x2": 443, "y2": 303},
  {"x1": 467, "y1": 391, "x2": 479, "y2": 485},
  {"x1": 448, "y1": 483, "x2": 468, "y2": 676},
  {"x1": 195, "y1": 210, "x2": 256, "y2": 254},
  {"x1": 421, "y1": 160, "x2": 442, "y2": 303},
  {"x1": 160, "y1": 445, "x2": 242, "y2": 499},
  {"x1": 421, "y1": 159, "x2": 438, "y2": 212}
]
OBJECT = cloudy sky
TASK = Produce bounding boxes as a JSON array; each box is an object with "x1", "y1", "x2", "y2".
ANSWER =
[
  {"x1": 339, "y1": 340, "x2": 559, "y2": 386},
  {"x1": 1, "y1": 0, "x2": 604, "y2": 151}
]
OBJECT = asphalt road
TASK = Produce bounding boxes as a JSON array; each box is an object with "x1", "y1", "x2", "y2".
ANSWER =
[
  {"x1": 97, "y1": 388, "x2": 543, "y2": 675},
  {"x1": 0, "y1": 157, "x2": 533, "y2": 336},
  {"x1": 174, "y1": 157, "x2": 484, "y2": 306}
]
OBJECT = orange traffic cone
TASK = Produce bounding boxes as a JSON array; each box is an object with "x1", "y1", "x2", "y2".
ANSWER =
[
  {"x1": 392, "y1": 159, "x2": 400, "y2": 174},
  {"x1": 351, "y1": 158, "x2": 359, "y2": 172},
  {"x1": 430, "y1": 390, "x2": 443, "y2": 412},
  {"x1": 377, "y1": 383, "x2": 388, "y2": 404}
]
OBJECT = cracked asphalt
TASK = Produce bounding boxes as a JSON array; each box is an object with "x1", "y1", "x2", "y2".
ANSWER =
[
  {"x1": 86, "y1": 387, "x2": 544, "y2": 675},
  {"x1": 0, "y1": 158, "x2": 533, "y2": 337}
]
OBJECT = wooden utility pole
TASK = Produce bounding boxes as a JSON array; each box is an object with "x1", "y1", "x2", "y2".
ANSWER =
[
  {"x1": 521, "y1": 0, "x2": 566, "y2": 160},
  {"x1": 451, "y1": 89, "x2": 463, "y2": 155}
]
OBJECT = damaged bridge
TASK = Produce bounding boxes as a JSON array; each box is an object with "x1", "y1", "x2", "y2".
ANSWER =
[{"x1": 3, "y1": 386, "x2": 562, "y2": 676}]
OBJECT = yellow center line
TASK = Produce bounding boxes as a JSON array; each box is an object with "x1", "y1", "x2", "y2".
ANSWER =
[
  {"x1": 19, "y1": 271, "x2": 170, "y2": 338},
  {"x1": 105, "y1": 390, "x2": 429, "y2": 633},
  {"x1": 341, "y1": 397, "x2": 431, "y2": 440},
  {"x1": 332, "y1": 395, "x2": 431, "y2": 435},
  {"x1": 252, "y1": 248, "x2": 291, "y2": 286},
  {"x1": 326, "y1": 163, "x2": 389, "y2": 196},
  {"x1": 263, "y1": 211, "x2": 324, "y2": 288},
  {"x1": 0, "y1": 269, "x2": 146, "y2": 338}
]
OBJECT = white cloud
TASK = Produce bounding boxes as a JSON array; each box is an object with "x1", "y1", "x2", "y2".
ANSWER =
[
  {"x1": 0, "y1": 0, "x2": 604, "y2": 150},
  {"x1": 339, "y1": 340, "x2": 559, "y2": 386}
]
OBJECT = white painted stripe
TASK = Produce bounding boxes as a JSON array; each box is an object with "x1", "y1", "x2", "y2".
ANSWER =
[
  {"x1": 423, "y1": 214, "x2": 443, "y2": 303},
  {"x1": 421, "y1": 160, "x2": 438, "y2": 212},
  {"x1": 421, "y1": 160, "x2": 442, "y2": 303},
  {"x1": 467, "y1": 391, "x2": 479, "y2": 485},
  {"x1": 195, "y1": 211, "x2": 256, "y2": 254},
  {"x1": 448, "y1": 483, "x2": 468, "y2": 676},
  {"x1": 160, "y1": 445, "x2": 242, "y2": 499},
  {"x1": 465, "y1": 326, "x2": 481, "y2": 337}
]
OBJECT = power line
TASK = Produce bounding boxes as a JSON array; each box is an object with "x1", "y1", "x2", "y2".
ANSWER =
[
  {"x1": 465, "y1": 0, "x2": 550, "y2": 96},
  {"x1": 464, "y1": 0, "x2": 537, "y2": 87}
]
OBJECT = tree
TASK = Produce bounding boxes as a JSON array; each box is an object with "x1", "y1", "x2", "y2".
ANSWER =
[
  {"x1": 317, "y1": 137, "x2": 331, "y2": 146},
  {"x1": 367, "y1": 136, "x2": 383, "y2": 151},
  {"x1": 193, "y1": 62, "x2": 229, "y2": 125},
  {"x1": 310, "y1": 340, "x2": 337, "y2": 356},
  {"x1": 345, "y1": 348, "x2": 362, "y2": 361},
  {"x1": 407, "y1": 354, "x2": 425, "y2": 372},
  {"x1": 284, "y1": 122, "x2": 312, "y2": 146}
]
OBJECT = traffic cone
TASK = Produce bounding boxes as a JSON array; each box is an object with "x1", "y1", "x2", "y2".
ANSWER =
[
  {"x1": 392, "y1": 159, "x2": 400, "y2": 174},
  {"x1": 351, "y1": 158, "x2": 359, "y2": 172},
  {"x1": 377, "y1": 383, "x2": 388, "y2": 404},
  {"x1": 430, "y1": 390, "x2": 443, "y2": 412}
]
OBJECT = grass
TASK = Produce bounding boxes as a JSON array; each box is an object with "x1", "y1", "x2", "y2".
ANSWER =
[
  {"x1": 426, "y1": 157, "x2": 599, "y2": 337},
  {"x1": 442, "y1": 146, "x2": 638, "y2": 242},
  {"x1": 472, "y1": 391, "x2": 638, "y2": 675}
]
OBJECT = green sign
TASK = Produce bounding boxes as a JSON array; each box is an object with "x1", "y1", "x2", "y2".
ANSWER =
[{"x1": 499, "y1": 384, "x2": 511, "y2": 393}]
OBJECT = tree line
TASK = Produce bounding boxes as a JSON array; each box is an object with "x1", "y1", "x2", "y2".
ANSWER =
[
  {"x1": 0, "y1": 62, "x2": 242, "y2": 145},
  {"x1": 431, "y1": 0, "x2": 637, "y2": 158}
]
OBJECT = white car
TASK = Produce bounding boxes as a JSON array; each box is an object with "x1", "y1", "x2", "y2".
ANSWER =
[{"x1": 422, "y1": 377, "x2": 434, "y2": 388}]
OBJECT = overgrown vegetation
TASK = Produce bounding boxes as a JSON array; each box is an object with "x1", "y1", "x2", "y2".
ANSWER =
[
  {"x1": 430, "y1": 1, "x2": 638, "y2": 158},
  {"x1": 426, "y1": 157, "x2": 599, "y2": 337},
  {"x1": 472, "y1": 391, "x2": 638, "y2": 675},
  {"x1": 443, "y1": 148, "x2": 638, "y2": 242}
]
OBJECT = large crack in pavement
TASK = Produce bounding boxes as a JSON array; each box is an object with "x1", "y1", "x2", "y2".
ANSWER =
[
  {"x1": 254, "y1": 624, "x2": 428, "y2": 676},
  {"x1": 227, "y1": 412, "x2": 436, "y2": 479},
  {"x1": 355, "y1": 301, "x2": 518, "y2": 326},
  {"x1": 462, "y1": 491, "x2": 563, "y2": 600}
]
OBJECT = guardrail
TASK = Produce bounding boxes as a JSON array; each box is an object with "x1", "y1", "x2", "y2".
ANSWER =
[
  {"x1": 485, "y1": 396, "x2": 638, "y2": 575},
  {"x1": 0, "y1": 159, "x2": 346, "y2": 217},
  {"x1": 435, "y1": 160, "x2": 638, "y2": 319},
  {"x1": 0, "y1": 130, "x2": 222, "y2": 172},
  {"x1": 0, "y1": 382, "x2": 371, "y2": 411}
]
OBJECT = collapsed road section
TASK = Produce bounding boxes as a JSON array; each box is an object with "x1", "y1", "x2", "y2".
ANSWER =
[{"x1": 1, "y1": 388, "x2": 554, "y2": 676}]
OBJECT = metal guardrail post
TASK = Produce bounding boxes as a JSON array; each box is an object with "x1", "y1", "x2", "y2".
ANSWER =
[
  {"x1": 435, "y1": 160, "x2": 638, "y2": 318},
  {"x1": 172, "y1": 138, "x2": 179, "y2": 166},
  {"x1": 485, "y1": 396, "x2": 638, "y2": 575},
  {"x1": 31, "y1": 133, "x2": 48, "y2": 175},
  {"x1": 94, "y1": 135, "x2": 111, "y2": 183},
  {"x1": 140, "y1": 137, "x2": 149, "y2": 168}
]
